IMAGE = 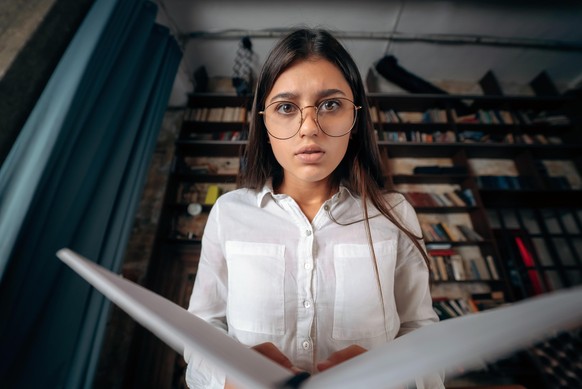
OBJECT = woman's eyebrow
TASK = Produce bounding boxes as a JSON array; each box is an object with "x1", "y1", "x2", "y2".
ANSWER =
[
  {"x1": 268, "y1": 92, "x2": 298, "y2": 103},
  {"x1": 317, "y1": 88, "x2": 348, "y2": 99},
  {"x1": 268, "y1": 88, "x2": 348, "y2": 103}
]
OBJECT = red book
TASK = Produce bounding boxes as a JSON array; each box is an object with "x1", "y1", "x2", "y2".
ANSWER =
[{"x1": 515, "y1": 236, "x2": 544, "y2": 295}]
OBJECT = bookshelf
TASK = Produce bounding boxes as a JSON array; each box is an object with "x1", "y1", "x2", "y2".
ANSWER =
[{"x1": 135, "y1": 91, "x2": 581, "y2": 388}]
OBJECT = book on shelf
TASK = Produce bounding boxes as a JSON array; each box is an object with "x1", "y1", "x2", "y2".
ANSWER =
[
  {"x1": 427, "y1": 248, "x2": 470, "y2": 281},
  {"x1": 466, "y1": 257, "x2": 492, "y2": 281},
  {"x1": 438, "y1": 222, "x2": 462, "y2": 242},
  {"x1": 456, "y1": 225, "x2": 484, "y2": 242},
  {"x1": 404, "y1": 191, "x2": 474, "y2": 209},
  {"x1": 427, "y1": 256, "x2": 441, "y2": 281},
  {"x1": 57, "y1": 248, "x2": 582, "y2": 389},
  {"x1": 454, "y1": 189, "x2": 476, "y2": 207},
  {"x1": 434, "y1": 255, "x2": 450, "y2": 281},
  {"x1": 476, "y1": 175, "x2": 537, "y2": 190},
  {"x1": 421, "y1": 221, "x2": 472, "y2": 243},
  {"x1": 204, "y1": 185, "x2": 222, "y2": 205},
  {"x1": 447, "y1": 299, "x2": 467, "y2": 316},
  {"x1": 471, "y1": 291, "x2": 506, "y2": 311},
  {"x1": 177, "y1": 182, "x2": 237, "y2": 205},
  {"x1": 378, "y1": 109, "x2": 402, "y2": 123},
  {"x1": 485, "y1": 255, "x2": 500, "y2": 281},
  {"x1": 182, "y1": 156, "x2": 240, "y2": 175},
  {"x1": 443, "y1": 192, "x2": 465, "y2": 207},
  {"x1": 187, "y1": 106, "x2": 246, "y2": 123},
  {"x1": 403, "y1": 192, "x2": 434, "y2": 207},
  {"x1": 421, "y1": 222, "x2": 441, "y2": 242},
  {"x1": 450, "y1": 254, "x2": 467, "y2": 280},
  {"x1": 514, "y1": 236, "x2": 545, "y2": 295},
  {"x1": 428, "y1": 192, "x2": 452, "y2": 207},
  {"x1": 425, "y1": 242, "x2": 452, "y2": 250}
]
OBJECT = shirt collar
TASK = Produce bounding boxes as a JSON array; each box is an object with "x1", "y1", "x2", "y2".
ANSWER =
[
  {"x1": 257, "y1": 180, "x2": 275, "y2": 207},
  {"x1": 256, "y1": 180, "x2": 357, "y2": 208}
]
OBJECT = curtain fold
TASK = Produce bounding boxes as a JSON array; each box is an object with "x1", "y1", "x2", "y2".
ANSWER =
[{"x1": 0, "y1": 0, "x2": 182, "y2": 387}]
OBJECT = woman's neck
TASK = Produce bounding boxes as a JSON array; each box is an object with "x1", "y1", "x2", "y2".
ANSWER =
[{"x1": 276, "y1": 179, "x2": 336, "y2": 222}]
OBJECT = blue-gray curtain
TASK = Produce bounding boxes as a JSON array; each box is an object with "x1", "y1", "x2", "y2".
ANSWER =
[{"x1": 0, "y1": 0, "x2": 181, "y2": 387}]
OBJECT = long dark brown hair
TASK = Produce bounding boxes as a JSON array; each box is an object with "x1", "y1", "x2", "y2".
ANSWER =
[{"x1": 239, "y1": 28, "x2": 430, "y2": 270}]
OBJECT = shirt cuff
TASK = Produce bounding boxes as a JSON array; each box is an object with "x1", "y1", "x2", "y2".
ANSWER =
[{"x1": 185, "y1": 348, "x2": 226, "y2": 389}]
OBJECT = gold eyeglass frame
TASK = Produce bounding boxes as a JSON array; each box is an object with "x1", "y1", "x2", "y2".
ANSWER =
[{"x1": 258, "y1": 97, "x2": 362, "y2": 140}]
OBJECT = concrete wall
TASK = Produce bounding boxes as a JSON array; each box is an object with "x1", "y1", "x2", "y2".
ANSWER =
[{"x1": 0, "y1": 0, "x2": 94, "y2": 164}]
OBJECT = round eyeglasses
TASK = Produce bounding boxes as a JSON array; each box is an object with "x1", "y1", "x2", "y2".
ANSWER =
[{"x1": 259, "y1": 98, "x2": 362, "y2": 140}]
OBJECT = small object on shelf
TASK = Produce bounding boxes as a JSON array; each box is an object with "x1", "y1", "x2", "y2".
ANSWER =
[
  {"x1": 187, "y1": 203, "x2": 203, "y2": 216},
  {"x1": 204, "y1": 185, "x2": 222, "y2": 205}
]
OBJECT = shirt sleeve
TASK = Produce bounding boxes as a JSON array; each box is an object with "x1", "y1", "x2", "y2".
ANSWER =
[
  {"x1": 392, "y1": 197, "x2": 446, "y2": 389},
  {"x1": 184, "y1": 202, "x2": 228, "y2": 388}
]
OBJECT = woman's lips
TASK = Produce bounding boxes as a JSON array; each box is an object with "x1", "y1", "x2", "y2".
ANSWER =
[{"x1": 295, "y1": 146, "x2": 325, "y2": 163}]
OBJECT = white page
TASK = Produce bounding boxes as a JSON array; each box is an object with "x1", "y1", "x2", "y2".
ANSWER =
[
  {"x1": 57, "y1": 249, "x2": 292, "y2": 389},
  {"x1": 57, "y1": 248, "x2": 582, "y2": 389}
]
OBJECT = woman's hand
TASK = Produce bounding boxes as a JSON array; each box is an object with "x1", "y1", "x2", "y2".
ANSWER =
[
  {"x1": 251, "y1": 342, "x2": 303, "y2": 373},
  {"x1": 225, "y1": 342, "x2": 302, "y2": 389},
  {"x1": 317, "y1": 344, "x2": 367, "y2": 372}
]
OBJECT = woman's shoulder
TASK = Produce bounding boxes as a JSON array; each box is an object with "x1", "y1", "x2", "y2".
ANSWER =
[
  {"x1": 382, "y1": 191, "x2": 409, "y2": 212},
  {"x1": 215, "y1": 187, "x2": 259, "y2": 206},
  {"x1": 382, "y1": 191, "x2": 420, "y2": 232}
]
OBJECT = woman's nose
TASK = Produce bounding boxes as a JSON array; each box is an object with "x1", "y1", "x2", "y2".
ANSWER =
[{"x1": 299, "y1": 106, "x2": 319, "y2": 136}]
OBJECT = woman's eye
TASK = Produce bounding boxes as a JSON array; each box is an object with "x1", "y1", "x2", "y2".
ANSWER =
[
  {"x1": 276, "y1": 103, "x2": 297, "y2": 114},
  {"x1": 321, "y1": 99, "x2": 341, "y2": 111}
]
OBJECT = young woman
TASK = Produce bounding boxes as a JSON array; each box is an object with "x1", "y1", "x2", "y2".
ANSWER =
[{"x1": 185, "y1": 28, "x2": 443, "y2": 388}]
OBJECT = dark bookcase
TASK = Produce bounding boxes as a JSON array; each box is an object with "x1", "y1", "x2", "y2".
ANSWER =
[{"x1": 133, "y1": 90, "x2": 582, "y2": 388}]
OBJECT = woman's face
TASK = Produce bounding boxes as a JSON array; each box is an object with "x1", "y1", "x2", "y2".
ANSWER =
[{"x1": 263, "y1": 58, "x2": 353, "y2": 188}]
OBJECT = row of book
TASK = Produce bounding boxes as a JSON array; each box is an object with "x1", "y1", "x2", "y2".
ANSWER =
[
  {"x1": 376, "y1": 129, "x2": 564, "y2": 145},
  {"x1": 185, "y1": 105, "x2": 570, "y2": 127},
  {"x1": 476, "y1": 175, "x2": 536, "y2": 190},
  {"x1": 458, "y1": 131, "x2": 562, "y2": 145},
  {"x1": 452, "y1": 109, "x2": 570, "y2": 126},
  {"x1": 403, "y1": 189, "x2": 476, "y2": 208},
  {"x1": 181, "y1": 127, "x2": 565, "y2": 147},
  {"x1": 369, "y1": 107, "x2": 448, "y2": 124},
  {"x1": 421, "y1": 222, "x2": 484, "y2": 243},
  {"x1": 184, "y1": 130, "x2": 249, "y2": 141},
  {"x1": 376, "y1": 130, "x2": 456, "y2": 143},
  {"x1": 370, "y1": 106, "x2": 571, "y2": 127},
  {"x1": 427, "y1": 248, "x2": 499, "y2": 282},
  {"x1": 177, "y1": 156, "x2": 240, "y2": 176},
  {"x1": 432, "y1": 298, "x2": 479, "y2": 320},
  {"x1": 185, "y1": 106, "x2": 249, "y2": 123},
  {"x1": 535, "y1": 161, "x2": 574, "y2": 190},
  {"x1": 454, "y1": 109, "x2": 518, "y2": 125},
  {"x1": 176, "y1": 182, "x2": 237, "y2": 206},
  {"x1": 432, "y1": 292, "x2": 506, "y2": 319}
]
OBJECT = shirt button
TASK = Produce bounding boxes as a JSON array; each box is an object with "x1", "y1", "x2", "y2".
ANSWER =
[
  {"x1": 304, "y1": 263, "x2": 313, "y2": 270},
  {"x1": 305, "y1": 229, "x2": 312, "y2": 236},
  {"x1": 302, "y1": 340, "x2": 311, "y2": 350},
  {"x1": 303, "y1": 300, "x2": 312, "y2": 309},
  {"x1": 324, "y1": 205, "x2": 329, "y2": 211}
]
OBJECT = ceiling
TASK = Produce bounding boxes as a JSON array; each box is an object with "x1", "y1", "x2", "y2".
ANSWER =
[{"x1": 153, "y1": 0, "x2": 582, "y2": 106}]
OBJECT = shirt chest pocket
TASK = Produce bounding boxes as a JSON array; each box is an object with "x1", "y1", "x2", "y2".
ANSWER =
[
  {"x1": 332, "y1": 240, "x2": 397, "y2": 340},
  {"x1": 225, "y1": 241, "x2": 286, "y2": 335}
]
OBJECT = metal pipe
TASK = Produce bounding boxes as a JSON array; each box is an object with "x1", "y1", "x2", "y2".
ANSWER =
[{"x1": 183, "y1": 29, "x2": 582, "y2": 52}]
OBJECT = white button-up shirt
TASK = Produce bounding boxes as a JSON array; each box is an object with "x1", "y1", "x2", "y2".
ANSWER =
[{"x1": 185, "y1": 184, "x2": 442, "y2": 388}]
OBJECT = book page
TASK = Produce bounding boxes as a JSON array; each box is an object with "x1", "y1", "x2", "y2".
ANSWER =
[{"x1": 57, "y1": 249, "x2": 582, "y2": 389}]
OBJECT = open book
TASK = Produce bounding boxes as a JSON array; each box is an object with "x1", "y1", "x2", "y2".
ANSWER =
[{"x1": 57, "y1": 248, "x2": 582, "y2": 389}]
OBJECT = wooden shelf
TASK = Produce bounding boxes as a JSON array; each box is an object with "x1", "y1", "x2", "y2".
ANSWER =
[{"x1": 142, "y1": 91, "x2": 582, "y2": 389}]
